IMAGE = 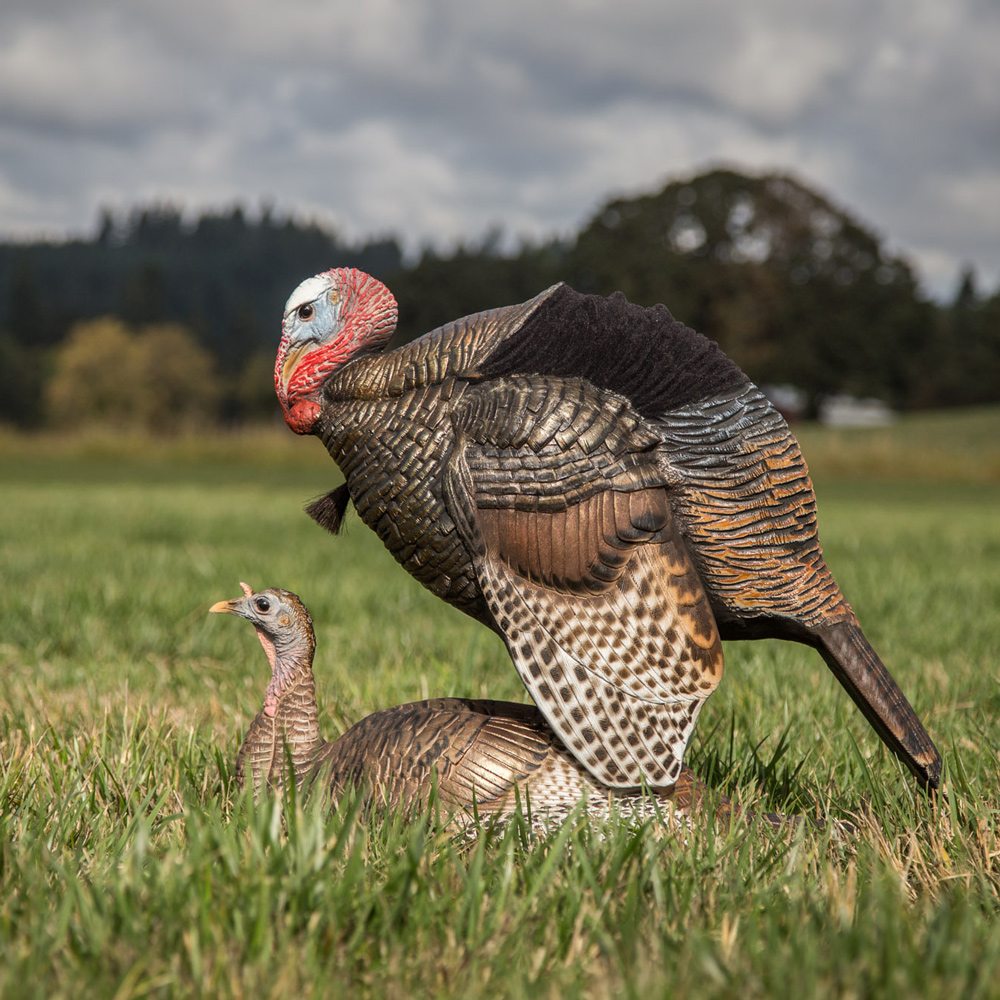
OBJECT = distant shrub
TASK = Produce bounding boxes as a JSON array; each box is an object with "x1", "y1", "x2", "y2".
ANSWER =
[
  {"x1": 45, "y1": 318, "x2": 220, "y2": 433},
  {"x1": 233, "y1": 350, "x2": 282, "y2": 423}
]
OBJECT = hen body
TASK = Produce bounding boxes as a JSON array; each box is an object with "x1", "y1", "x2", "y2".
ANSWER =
[{"x1": 218, "y1": 586, "x2": 705, "y2": 830}]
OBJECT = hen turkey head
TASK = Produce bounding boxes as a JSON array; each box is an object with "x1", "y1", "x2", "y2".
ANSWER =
[{"x1": 210, "y1": 582, "x2": 316, "y2": 717}]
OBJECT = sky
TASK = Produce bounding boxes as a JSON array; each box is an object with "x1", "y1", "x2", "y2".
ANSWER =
[{"x1": 1, "y1": 0, "x2": 997, "y2": 299}]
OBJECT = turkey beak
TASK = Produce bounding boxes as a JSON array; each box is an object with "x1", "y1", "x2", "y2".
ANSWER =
[
  {"x1": 210, "y1": 582, "x2": 255, "y2": 618},
  {"x1": 279, "y1": 340, "x2": 315, "y2": 391}
]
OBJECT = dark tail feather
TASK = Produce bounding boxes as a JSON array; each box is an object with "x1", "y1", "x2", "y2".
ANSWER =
[{"x1": 814, "y1": 620, "x2": 941, "y2": 790}]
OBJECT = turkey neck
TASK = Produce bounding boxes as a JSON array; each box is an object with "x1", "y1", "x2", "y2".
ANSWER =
[{"x1": 237, "y1": 641, "x2": 327, "y2": 791}]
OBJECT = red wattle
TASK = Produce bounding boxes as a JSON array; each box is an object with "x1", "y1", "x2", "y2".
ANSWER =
[{"x1": 285, "y1": 399, "x2": 321, "y2": 434}]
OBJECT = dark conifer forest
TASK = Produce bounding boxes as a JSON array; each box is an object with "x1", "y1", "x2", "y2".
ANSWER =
[{"x1": 2, "y1": 168, "x2": 997, "y2": 427}]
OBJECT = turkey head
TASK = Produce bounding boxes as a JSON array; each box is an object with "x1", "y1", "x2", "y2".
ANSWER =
[
  {"x1": 210, "y1": 581, "x2": 316, "y2": 718},
  {"x1": 275, "y1": 268, "x2": 398, "y2": 434}
]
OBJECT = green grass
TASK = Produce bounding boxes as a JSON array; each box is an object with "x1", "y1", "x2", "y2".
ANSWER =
[
  {"x1": 1, "y1": 411, "x2": 998, "y2": 998},
  {"x1": 796, "y1": 405, "x2": 1000, "y2": 484}
]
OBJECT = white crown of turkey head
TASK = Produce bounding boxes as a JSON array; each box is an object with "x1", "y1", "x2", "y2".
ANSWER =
[{"x1": 274, "y1": 267, "x2": 398, "y2": 434}]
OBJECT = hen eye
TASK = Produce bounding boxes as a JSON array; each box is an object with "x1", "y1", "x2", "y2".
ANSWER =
[
  {"x1": 254, "y1": 596, "x2": 271, "y2": 613},
  {"x1": 297, "y1": 303, "x2": 315, "y2": 321}
]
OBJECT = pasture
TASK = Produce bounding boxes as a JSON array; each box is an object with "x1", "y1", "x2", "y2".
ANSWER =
[{"x1": 1, "y1": 410, "x2": 998, "y2": 998}]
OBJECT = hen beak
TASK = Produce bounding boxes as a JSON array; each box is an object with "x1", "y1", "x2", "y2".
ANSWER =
[{"x1": 209, "y1": 582, "x2": 255, "y2": 616}]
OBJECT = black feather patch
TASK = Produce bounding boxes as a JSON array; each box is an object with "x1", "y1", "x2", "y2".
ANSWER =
[
  {"x1": 305, "y1": 483, "x2": 352, "y2": 536},
  {"x1": 479, "y1": 285, "x2": 749, "y2": 418}
]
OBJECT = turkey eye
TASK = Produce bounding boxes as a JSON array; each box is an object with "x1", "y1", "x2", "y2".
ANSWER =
[
  {"x1": 297, "y1": 303, "x2": 314, "y2": 321},
  {"x1": 254, "y1": 597, "x2": 271, "y2": 613}
]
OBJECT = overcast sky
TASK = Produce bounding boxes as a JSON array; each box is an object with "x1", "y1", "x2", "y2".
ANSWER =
[{"x1": 1, "y1": 0, "x2": 997, "y2": 298}]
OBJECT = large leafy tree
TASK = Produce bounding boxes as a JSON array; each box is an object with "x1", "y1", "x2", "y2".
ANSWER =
[{"x1": 566, "y1": 169, "x2": 935, "y2": 408}]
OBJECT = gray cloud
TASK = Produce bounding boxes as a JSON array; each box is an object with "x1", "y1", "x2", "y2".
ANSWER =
[{"x1": 0, "y1": 0, "x2": 997, "y2": 297}]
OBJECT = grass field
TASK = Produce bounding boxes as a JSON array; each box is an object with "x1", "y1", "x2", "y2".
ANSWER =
[{"x1": 1, "y1": 409, "x2": 998, "y2": 998}]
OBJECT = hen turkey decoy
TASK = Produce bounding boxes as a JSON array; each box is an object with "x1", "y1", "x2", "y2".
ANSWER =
[
  {"x1": 273, "y1": 269, "x2": 941, "y2": 792},
  {"x1": 210, "y1": 582, "x2": 707, "y2": 828}
]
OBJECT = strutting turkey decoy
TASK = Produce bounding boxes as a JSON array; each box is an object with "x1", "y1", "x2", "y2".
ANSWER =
[
  {"x1": 209, "y1": 582, "x2": 717, "y2": 828},
  {"x1": 273, "y1": 269, "x2": 941, "y2": 793}
]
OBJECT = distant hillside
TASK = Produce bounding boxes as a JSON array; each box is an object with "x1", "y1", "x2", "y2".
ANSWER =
[{"x1": 1, "y1": 168, "x2": 997, "y2": 427}]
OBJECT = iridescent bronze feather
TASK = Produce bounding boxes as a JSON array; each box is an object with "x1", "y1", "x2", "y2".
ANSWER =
[{"x1": 274, "y1": 272, "x2": 941, "y2": 791}]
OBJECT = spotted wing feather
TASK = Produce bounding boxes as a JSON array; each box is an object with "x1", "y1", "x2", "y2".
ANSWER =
[{"x1": 446, "y1": 378, "x2": 724, "y2": 788}]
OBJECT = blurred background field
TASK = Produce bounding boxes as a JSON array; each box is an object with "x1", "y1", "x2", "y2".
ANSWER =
[
  {"x1": 2, "y1": 406, "x2": 997, "y2": 741},
  {"x1": 1, "y1": 408, "x2": 997, "y2": 996}
]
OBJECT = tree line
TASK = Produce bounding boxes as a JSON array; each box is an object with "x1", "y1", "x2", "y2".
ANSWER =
[{"x1": 1, "y1": 168, "x2": 997, "y2": 430}]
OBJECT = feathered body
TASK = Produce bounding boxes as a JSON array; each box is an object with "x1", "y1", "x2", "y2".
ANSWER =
[
  {"x1": 275, "y1": 273, "x2": 941, "y2": 792},
  {"x1": 242, "y1": 693, "x2": 705, "y2": 830}
]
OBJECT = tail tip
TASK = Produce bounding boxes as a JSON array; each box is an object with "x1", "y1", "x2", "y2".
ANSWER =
[{"x1": 915, "y1": 748, "x2": 942, "y2": 791}]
